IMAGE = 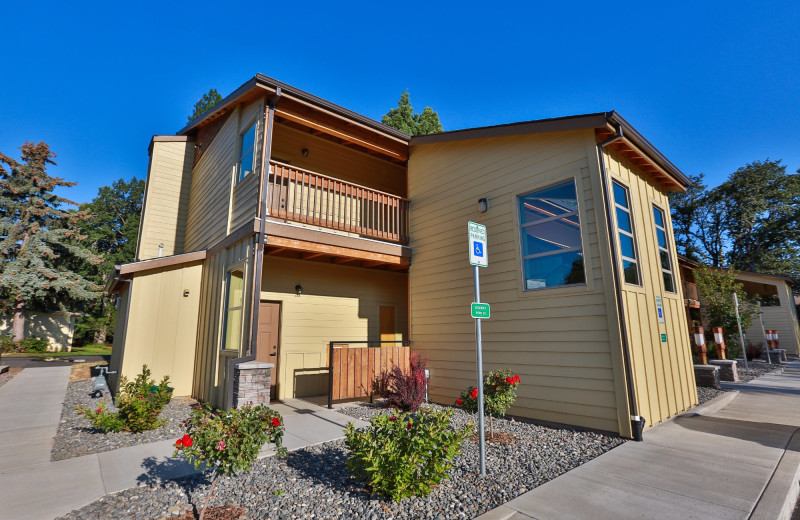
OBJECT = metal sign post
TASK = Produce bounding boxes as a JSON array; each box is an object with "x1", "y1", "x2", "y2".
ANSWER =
[
  {"x1": 758, "y1": 302, "x2": 772, "y2": 364},
  {"x1": 733, "y1": 293, "x2": 749, "y2": 373},
  {"x1": 468, "y1": 221, "x2": 488, "y2": 478}
]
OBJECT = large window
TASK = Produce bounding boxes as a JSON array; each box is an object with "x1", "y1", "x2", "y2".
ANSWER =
[
  {"x1": 238, "y1": 121, "x2": 257, "y2": 182},
  {"x1": 652, "y1": 205, "x2": 676, "y2": 292},
  {"x1": 612, "y1": 181, "x2": 641, "y2": 285},
  {"x1": 518, "y1": 180, "x2": 586, "y2": 290},
  {"x1": 222, "y1": 267, "x2": 245, "y2": 351}
]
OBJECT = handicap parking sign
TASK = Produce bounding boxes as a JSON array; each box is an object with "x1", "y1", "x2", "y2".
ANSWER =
[
  {"x1": 473, "y1": 241, "x2": 484, "y2": 257},
  {"x1": 468, "y1": 222, "x2": 488, "y2": 267}
]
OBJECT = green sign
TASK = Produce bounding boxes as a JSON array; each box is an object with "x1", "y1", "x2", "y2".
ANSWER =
[
  {"x1": 661, "y1": 333, "x2": 667, "y2": 343},
  {"x1": 471, "y1": 302, "x2": 491, "y2": 319}
]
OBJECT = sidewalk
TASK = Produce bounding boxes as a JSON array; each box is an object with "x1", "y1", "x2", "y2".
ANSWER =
[
  {"x1": 0, "y1": 367, "x2": 367, "y2": 520},
  {"x1": 478, "y1": 360, "x2": 800, "y2": 520}
]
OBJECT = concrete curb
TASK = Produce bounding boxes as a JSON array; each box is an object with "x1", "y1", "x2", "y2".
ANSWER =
[
  {"x1": 749, "y1": 428, "x2": 800, "y2": 520},
  {"x1": 683, "y1": 390, "x2": 739, "y2": 417}
]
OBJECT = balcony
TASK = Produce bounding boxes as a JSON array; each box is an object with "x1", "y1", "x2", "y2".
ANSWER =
[
  {"x1": 266, "y1": 161, "x2": 409, "y2": 244},
  {"x1": 682, "y1": 281, "x2": 700, "y2": 308}
]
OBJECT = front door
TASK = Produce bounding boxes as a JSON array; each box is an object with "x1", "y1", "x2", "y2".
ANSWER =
[{"x1": 256, "y1": 301, "x2": 281, "y2": 399}]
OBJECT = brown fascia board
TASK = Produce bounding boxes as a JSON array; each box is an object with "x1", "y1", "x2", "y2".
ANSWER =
[
  {"x1": 677, "y1": 256, "x2": 796, "y2": 286},
  {"x1": 176, "y1": 74, "x2": 411, "y2": 143},
  {"x1": 117, "y1": 251, "x2": 207, "y2": 277}
]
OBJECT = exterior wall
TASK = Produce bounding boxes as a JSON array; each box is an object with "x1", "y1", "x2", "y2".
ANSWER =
[
  {"x1": 272, "y1": 123, "x2": 407, "y2": 196},
  {"x1": 408, "y1": 130, "x2": 628, "y2": 434},
  {"x1": 112, "y1": 263, "x2": 203, "y2": 396},
  {"x1": 230, "y1": 100, "x2": 265, "y2": 231},
  {"x1": 193, "y1": 238, "x2": 253, "y2": 408},
  {"x1": 260, "y1": 256, "x2": 408, "y2": 399},
  {"x1": 108, "y1": 284, "x2": 130, "y2": 391},
  {"x1": 603, "y1": 148, "x2": 697, "y2": 429},
  {"x1": 137, "y1": 138, "x2": 195, "y2": 260},
  {"x1": 0, "y1": 311, "x2": 76, "y2": 352},
  {"x1": 739, "y1": 273, "x2": 800, "y2": 355}
]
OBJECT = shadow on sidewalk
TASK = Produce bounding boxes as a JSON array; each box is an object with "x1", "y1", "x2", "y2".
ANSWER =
[
  {"x1": 136, "y1": 456, "x2": 210, "y2": 518},
  {"x1": 669, "y1": 413, "x2": 800, "y2": 450}
]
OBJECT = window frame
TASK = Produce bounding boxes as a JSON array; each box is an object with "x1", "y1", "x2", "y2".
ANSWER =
[
  {"x1": 237, "y1": 119, "x2": 258, "y2": 183},
  {"x1": 220, "y1": 263, "x2": 247, "y2": 352},
  {"x1": 652, "y1": 204, "x2": 677, "y2": 293},
  {"x1": 611, "y1": 180, "x2": 642, "y2": 287},
  {"x1": 517, "y1": 178, "x2": 587, "y2": 291}
]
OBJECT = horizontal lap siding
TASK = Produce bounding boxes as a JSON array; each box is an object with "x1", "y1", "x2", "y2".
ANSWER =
[
  {"x1": 408, "y1": 130, "x2": 620, "y2": 432},
  {"x1": 231, "y1": 101, "x2": 265, "y2": 231},
  {"x1": 138, "y1": 141, "x2": 194, "y2": 259},
  {"x1": 260, "y1": 256, "x2": 408, "y2": 399},
  {"x1": 740, "y1": 274, "x2": 800, "y2": 355},
  {"x1": 605, "y1": 149, "x2": 696, "y2": 429}
]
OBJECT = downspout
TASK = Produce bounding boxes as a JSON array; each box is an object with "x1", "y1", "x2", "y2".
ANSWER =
[
  {"x1": 596, "y1": 126, "x2": 646, "y2": 441},
  {"x1": 225, "y1": 88, "x2": 281, "y2": 410}
]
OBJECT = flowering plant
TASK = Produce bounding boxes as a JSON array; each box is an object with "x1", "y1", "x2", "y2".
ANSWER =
[
  {"x1": 344, "y1": 407, "x2": 472, "y2": 501},
  {"x1": 457, "y1": 369, "x2": 520, "y2": 439}
]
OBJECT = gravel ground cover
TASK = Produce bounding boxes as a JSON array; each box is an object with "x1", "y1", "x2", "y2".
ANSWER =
[
  {"x1": 52, "y1": 379, "x2": 197, "y2": 461},
  {"x1": 57, "y1": 403, "x2": 624, "y2": 520},
  {"x1": 695, "y1": 358, "x2": 785, "y2": 405}
]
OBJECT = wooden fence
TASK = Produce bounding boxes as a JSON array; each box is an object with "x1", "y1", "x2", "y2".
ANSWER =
[{"x1": 328, "y1": 341, "x2": 411, "y2": 408}]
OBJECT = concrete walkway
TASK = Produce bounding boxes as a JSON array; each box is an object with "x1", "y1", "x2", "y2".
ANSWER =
[
  {"x1": 0, "y1": 367, "x2": 367, "y2": 520},
  {"x1": 478, "y1": 360, "x2": 800, "y2": 520}
]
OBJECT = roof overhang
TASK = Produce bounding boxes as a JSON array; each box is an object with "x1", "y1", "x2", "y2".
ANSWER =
[{"x1": 107, "y1": 251, "x2": 208, "y2": 294}]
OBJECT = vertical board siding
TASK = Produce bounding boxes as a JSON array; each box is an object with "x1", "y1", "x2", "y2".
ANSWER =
[
  {"x1": 604, "y1": 148, "x2": 697, "y2": 428},
  {"x1": 193, "y1": 238, "x2": 253, "y2": 408},
  {"x1": 260, "y1": 256, "x2": 408, "y2": 400},
  {"x1": 408, "y1": 130, "x2": 620, "y2": 433},
  {"x1": 138, "y1": 140, "x2": 194, "y2": 259}
]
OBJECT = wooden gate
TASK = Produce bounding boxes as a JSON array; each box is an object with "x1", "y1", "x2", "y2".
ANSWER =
[{"x1": 328, "y1": 341, "x2": 411, "y2": 408}]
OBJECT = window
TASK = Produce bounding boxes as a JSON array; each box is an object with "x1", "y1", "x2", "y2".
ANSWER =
[
  {"x1": 652, "y1": 205, "x2": 676, "y2": 292},
  {"x1": 518, "y1": 180, "x2": 586, "y2": 290},
  {"x1": 222, "y1": 267, "x2": 245, "y2": 351},
  {"x1": 238, "y1": 121, "x2": 257, "y2": 182},
  {"x1": 612, "y1": 181, "x2": 640, "y2": 285}
]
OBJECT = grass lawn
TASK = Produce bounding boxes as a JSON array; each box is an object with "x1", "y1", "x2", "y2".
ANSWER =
[{"x1": 4, "y1": 344, "x2": 112, "y2": 358}]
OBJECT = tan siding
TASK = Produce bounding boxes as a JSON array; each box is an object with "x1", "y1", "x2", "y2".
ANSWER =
[
  {"x1": 193, "y1": 238, "x2": 253, "y2": 408},
  {"x1": 230, "y1": 100, "x2": 265, "y2": 231},
  {"x1": 138, "y1": 140, "x2": 194, "y2": 260},
  {"x1": 114, "y1": 264, "x2": 202, "y2": 396},
  {"x1": 739, "y1": 273, "x2": 800, "y2": 355},
  {"x1": 409, "y1": 130, "x2": 620, "y2": 433},
  {"x1": 605, "y1": 148, "x2": 697, "y2": 429},
  {"x1": 0, "y1": 312, "x2": 76, "y2": 352},
  {"x1": 259, "y1": 256, "x2": 408, "y2": 399}
]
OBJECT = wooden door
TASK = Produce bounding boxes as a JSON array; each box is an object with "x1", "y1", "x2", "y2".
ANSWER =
[
  {"x1": 380, "y1": 306, "x2": 396, "y2": 342},
  {"x1": 256, "y1": 301, "x2": 281, "y2": 399}
]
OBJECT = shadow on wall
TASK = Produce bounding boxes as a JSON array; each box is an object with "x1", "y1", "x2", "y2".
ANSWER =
[
  {"x1": 0, "y1": 311, "x2": 76, "y2": 351},
  {"x1": 294, "y1": 367, "x2": 329, "y2": 398}
]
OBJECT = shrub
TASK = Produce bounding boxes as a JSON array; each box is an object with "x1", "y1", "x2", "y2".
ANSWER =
[
  {"x1": 21, "y1": 336, "x2": 49, "y2": 352},
  {"x1": 77, "y1": 365, "x2": 172, "y2": 432},
  {"x1": 457, "y1": 369, "x2": 520, "y2": 439},
  {"x1": 746, "y1": 343, "x2": 764, "y2": 361},
  {"x1": 174, "y1": 403, "x2": 286, "y2": 520},
  {"x1": 345, "y1": 407, "x2": 472, "y2": 501},
  {"x1": 372, "y1": 353, "x2": 428, "y2": 412},
  {"x1": 0, "y1": 336, "x2": 17, "y2": 356}
]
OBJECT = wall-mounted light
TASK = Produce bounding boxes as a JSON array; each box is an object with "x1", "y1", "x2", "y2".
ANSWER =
[
  {"x1": 295, "y1": 284, "x2": 303, "y2": 296},
  {"x1": 693, "y1": 326, "x2": 707, "y2": 365},
  {"x1": 157, "y1": 243, "x2": 164, "y2": 258},
  {"x1": 301, "y1": 148, "x2": 309, "y2": 158},
  {"x1": 183, "y1": 290, "x2": 190, "y2": 297},
  {"x1": 478, "y1": 198, "x2": 488, "y2": 213},
  {"x1": 712, "y1": 326, "x2": 726, "y2": 360}
]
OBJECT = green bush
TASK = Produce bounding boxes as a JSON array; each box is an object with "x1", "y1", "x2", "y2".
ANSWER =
[
  {"x1": 77, "y1": 365, "x2": 172, "y2": 432},
  {"x1": 21, "y1": 336, "x2": 49, "y2": 352},
  {"x1": 344, "y1": 407, "x2": 472, "y2": 501},
  {"x1": 457, "y1": 368, "x2": 520, "y2": 439}
]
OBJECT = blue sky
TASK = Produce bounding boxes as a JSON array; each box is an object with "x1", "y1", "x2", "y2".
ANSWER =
[{"x1": 1, "y1": 1, "x2": 798, "y2": 204}]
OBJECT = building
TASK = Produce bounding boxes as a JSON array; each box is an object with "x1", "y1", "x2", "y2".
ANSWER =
[{"x1": 109, "y1": 74, "x2": 696, "y2": 438}]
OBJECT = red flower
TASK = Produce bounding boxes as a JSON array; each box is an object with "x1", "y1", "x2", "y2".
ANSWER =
[
  {"x1": 389, "y1": 416, "x2": 397, "y2": 421},
  {"x1": 174, "y1": 438, "x2": 184, "y2": 448},
  {"x1": 505, "y1": 377, "x2": 513, "y2": 384},
  {"x1": 271, "y1": 417, "x2": 281, "y2": 427},
  {"x1": 513, "y1": 375, "x2": 521, "y2": 384},
  {"x1": 96, "y1": 407, "x2": 102, "y2": 414},
  {"x1": 181, "y1": 434, "x2": 193, "y2": 448},
  {"x1": 470, "y1": 388, "x2": 478, "y2": 399},
  {"x1": 407, "y1": 422, "x2": 412, "y2": 430},
  {"x1": 456, "y1": 398, "x2": 462, "y2": 406}
]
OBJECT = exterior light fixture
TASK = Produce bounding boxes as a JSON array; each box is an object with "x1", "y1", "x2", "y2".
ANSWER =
[
  {"x1": 294, "y1": 284, "x2": 303, "y2": 296},
  {"x1": 478, "y1": 198, "x2": 488, "y2": 213},
  {"x1": 693, "y1": 326, "x2": 708, "y2": 365},
  {"x1": 301, "y1": 148, "x2": 309, "y2": 157},
  {"x1": 712, "y1": 327, "x2": 726, "y2": 360}
]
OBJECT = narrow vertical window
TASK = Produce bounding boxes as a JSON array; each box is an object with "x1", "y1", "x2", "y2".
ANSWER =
[
  {"x1": 518, "y1": 180, "x2": 586, "y2": 289},
  {"x1": 222, "y1": 267, "x2": 245, "y2": 351},
  {"x1": 238, "y1": 121, "x2": 256, "y2": 182},
  {"x1": 652, "y1": 205, "x2": 676, "y2": 292},
  {"x1": 612, "y1": 181, "x2": 640, "y2": 285}
]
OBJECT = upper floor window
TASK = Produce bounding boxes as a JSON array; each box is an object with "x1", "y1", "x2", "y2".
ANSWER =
[
  {"x1": 222, "y1": 267, "x2": 245, "y2": 351},
  {"x1": 612, "y1": 181, "x2": 641, "y2": 286},
  {"x1": 518, "y1": 180, "x2": 586, "y2": 290},
  {"x1": 652, "y1": 205, "x2": 676, "y2": 292},
  {"x1": 238, "y1": 121, "x2": 257, "y2": 182}
]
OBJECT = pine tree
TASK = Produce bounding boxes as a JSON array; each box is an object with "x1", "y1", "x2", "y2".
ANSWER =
[
  {"x1": 0, "y1": 142, "x2": 102, "y2": 341},
  {"x1": 188, "y1": 88, "x2": 223, "y2": 124},
  {"x1": 382, "y1": 91, "x2": 443, "y2": 136}
]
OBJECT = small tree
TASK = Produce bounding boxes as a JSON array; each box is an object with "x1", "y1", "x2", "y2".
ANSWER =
[
  {"x1": 382, "y1": 91, "x2": 443, "y2": 136},
  {"x1": 372, "y1": 353, "x2": 427, "y2": 412},
  {"x1": 457, "y1": 369, "x2": 520, "y2": 440},
  {"x1": 0, "y1": 142, "x2": 102, "y2": 342},
  {"x1": 695, "y1": 264, "x2": 759, "y2": 356},
  {"x1": 187, "y1": 88, "x2": 223, "y2": 124}
]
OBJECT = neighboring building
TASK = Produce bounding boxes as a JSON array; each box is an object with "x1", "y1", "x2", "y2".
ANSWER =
[
  {"x1": 109, "y1": 74, "x2": 696, "y2": 438},
  {"x1": 0, "y1": 311, "x2": 78, "y2": 352}
]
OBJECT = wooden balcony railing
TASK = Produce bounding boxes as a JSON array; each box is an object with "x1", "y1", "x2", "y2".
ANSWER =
[
  {"x1": 267, "y1": 161, "x2": 409, "y2": 244},
  {"x1": 683, "y1": 281, "x2": 699, "y2": 301}
]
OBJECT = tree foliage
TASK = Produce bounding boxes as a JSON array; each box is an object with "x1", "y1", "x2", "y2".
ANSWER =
[
  {"x1": 0, "y1": 142, "x2": 102, "y2": 340},
  {"x1": 188, "y1": 88, "x2": 223, "y2": 124},
  {"x1": 382, "y1": 91, "x2": 443, "y2": 136},
  {"x1": 694, "y1": 264, "x2": 759, "y2": 354}
]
